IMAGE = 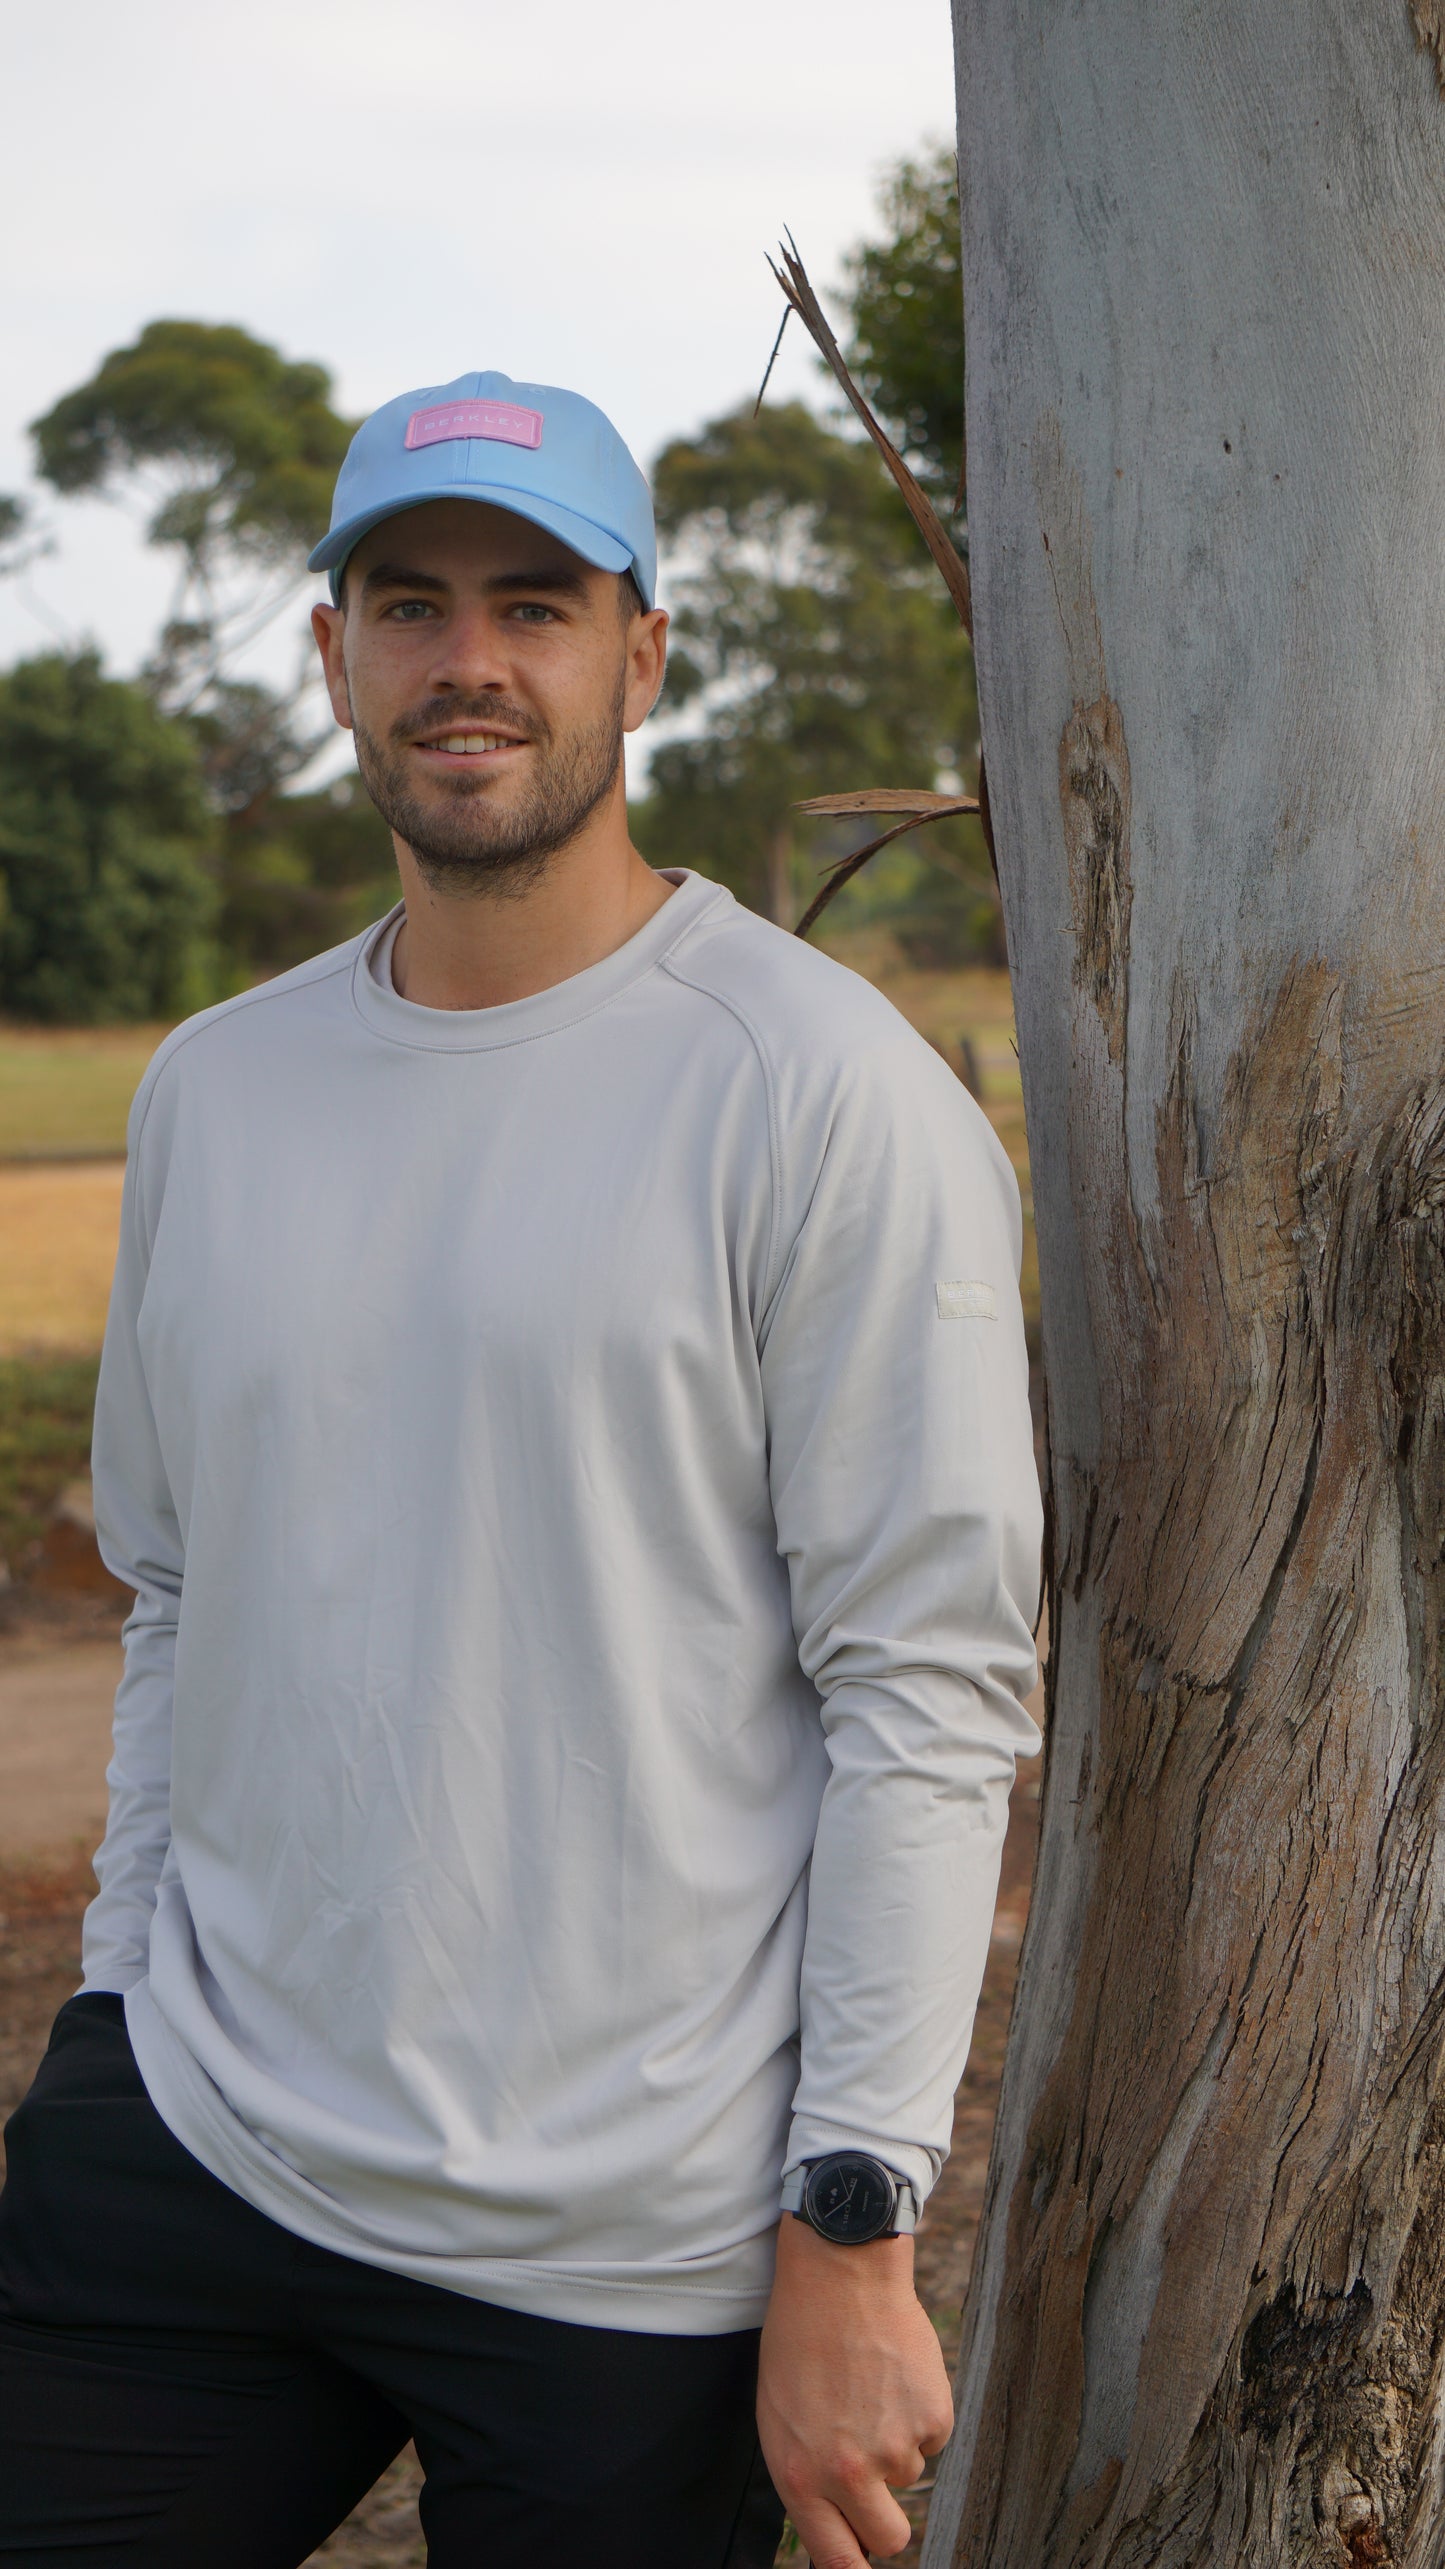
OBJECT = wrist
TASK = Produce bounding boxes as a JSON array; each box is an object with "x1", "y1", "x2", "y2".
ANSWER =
[{"x1": 773, "y1": 2211, "x2": 917, "y2": 2299}]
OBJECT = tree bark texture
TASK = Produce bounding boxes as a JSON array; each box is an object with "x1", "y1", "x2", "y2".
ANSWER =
[{"x1": 925, "y1": 10, "x2": 1445, "y2": 2565}]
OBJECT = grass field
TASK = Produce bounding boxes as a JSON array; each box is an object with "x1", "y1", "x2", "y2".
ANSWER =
[
  {"x1": 0, "y1": 1165, "x2": 127, "y2": 1359},
  {"x1": 0, "y1": 1023, "x2": 169, "y2": 1159}
]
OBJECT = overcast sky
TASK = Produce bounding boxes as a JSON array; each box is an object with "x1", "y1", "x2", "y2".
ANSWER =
[{"x1": 1, "y1": 0, "x2": 956, "y2": 747}]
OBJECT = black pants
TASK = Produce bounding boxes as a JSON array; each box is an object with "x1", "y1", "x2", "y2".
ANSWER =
[{"x1": 0, "y1": 1996, "x2": 783, "y2": 2567}]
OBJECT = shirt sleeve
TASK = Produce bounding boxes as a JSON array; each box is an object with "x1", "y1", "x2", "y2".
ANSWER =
[
  {"x1": 80, "y1": 1080, "x2": 183, "y2": 1993},
  {"x1": 758, "y1": 1036, "x2": 1043, "y2": 2205}
]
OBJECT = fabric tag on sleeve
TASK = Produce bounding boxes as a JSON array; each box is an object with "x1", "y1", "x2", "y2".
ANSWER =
[{"x1": 936, "y1": 1278, "x2": 998, "y2": 1320}]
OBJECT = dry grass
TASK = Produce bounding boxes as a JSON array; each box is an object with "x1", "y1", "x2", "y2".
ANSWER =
[{"x1": 0, "y1": 1167, "x2": 125, "y2": 1357}]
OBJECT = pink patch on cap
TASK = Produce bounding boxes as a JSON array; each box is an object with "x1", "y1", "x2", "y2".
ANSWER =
[{"x1": 404, "y1": 400, "x2": 543, "y2": 453}]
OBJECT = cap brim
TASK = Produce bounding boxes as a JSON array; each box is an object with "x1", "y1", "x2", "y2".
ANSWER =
[{"x1": 307, "y1": 485, "x2": 639, "y2": 601}]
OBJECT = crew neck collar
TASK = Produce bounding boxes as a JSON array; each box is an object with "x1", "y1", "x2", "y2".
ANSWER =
[{"x1": 349, "y1": 869, "x2": 727, "y2": 1053}]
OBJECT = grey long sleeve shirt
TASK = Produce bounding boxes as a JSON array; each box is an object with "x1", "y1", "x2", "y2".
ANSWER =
[{"x1": 83, "y1": 868, "x2": 1042, "y2": 2334}]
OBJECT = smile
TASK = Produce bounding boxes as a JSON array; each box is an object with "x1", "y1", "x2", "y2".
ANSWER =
[{"x1": 415, "y1": 734, "x2": 524, "y2": 759}]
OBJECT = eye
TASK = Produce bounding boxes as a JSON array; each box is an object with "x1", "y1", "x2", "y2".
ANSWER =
[
  {"x1": 386, "y1": 599, "x2": 435, "y2": 622},
  {"x1": 510, "y1": 601, "x2": 558, "y2": 624}
]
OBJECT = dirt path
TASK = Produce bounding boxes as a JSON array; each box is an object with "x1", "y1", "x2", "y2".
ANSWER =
[
  {"x1": 0, "y1": 1633, "x2": 1040, "y2": 2565},
  {"x1": 0, "y1": 1636, "x2": 121, "y2": 1858}
]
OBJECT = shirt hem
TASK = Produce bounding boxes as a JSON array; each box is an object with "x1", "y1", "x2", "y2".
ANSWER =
[{"x1": 125, "y1": 1984, "x2": 778, "y2": 2339}]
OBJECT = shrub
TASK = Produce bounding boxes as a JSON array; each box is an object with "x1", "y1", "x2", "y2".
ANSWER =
[{"x1": 0, "y1": 652, "x2": 217, "y2": 1022}]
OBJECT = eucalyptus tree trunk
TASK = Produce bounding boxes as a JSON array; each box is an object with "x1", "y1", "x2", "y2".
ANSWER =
[{"x1": 924, "y1": 10, "x2": 1445, "y2": 2565}]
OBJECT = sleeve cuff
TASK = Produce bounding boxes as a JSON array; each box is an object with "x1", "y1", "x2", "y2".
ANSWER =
[{"x1": 782, "y1": 2116, "x2": 941, "y2": 2211}]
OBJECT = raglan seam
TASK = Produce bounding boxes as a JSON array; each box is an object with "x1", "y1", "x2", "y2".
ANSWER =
[
  {"x1": 129, "y1": 948, "x2": 360, "y2": 1165},
  {"x1": 659, "y1": 952, "x2": 784, "y2": 1311}
]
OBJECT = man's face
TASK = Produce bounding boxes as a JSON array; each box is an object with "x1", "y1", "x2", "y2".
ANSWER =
[{"x1": 311, "y1": 500, "x2": 665, "y2": 896}]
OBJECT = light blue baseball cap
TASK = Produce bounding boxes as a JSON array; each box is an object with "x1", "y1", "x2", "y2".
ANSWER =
[{"x1": 308, "y1": 370, "x2": 657, "y2": 609}]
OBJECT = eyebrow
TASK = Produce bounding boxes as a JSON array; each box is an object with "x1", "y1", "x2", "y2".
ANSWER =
[
  {"x1": 359, "y1": 564, "x2": 450, "y2": 597},
  {"x1": 488, "y1": 565, "x2": 591, "y2": 600},
  {"x1": 358, "y1": 561, "x2": 592, "y2": 602}
]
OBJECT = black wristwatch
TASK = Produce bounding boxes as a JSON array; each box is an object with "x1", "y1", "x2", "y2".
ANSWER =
[{"x1": 781, "y1": 2152, "x2": 918, "y2": 2243}]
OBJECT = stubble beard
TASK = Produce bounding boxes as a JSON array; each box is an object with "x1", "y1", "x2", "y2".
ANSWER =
[{"x1": 351, "y1": 674, "x2": 627, "y2": 900}]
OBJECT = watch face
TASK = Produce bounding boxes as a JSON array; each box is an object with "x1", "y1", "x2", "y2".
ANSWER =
[{"x1": 802, "y1": 2154, "x2": 897, "y2": 2244}]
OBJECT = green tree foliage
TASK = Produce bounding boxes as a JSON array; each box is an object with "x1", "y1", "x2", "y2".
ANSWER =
[
  {"x1": 635, "y1": 401, "x2": 992, "y2": 947},
  {"x1": 31, "y1": 319, "x2": 349, "y2": 606},
  {"x1": 30, "y1": 321, "x2": 359, "y2": 959},
  {"x1": 0, "y1": 653, "x2": 217, "y2": 1022},
  {"x1": 30, "y1": 321, "x2": 352, "y2": 784},
  {"x1": 220, "y1": 773, "x2": 399, "y2": 976},
  {"x1": 839, "y1": 142, "x2": 964, "y2": 504},
  {"x1": 185, "y1": 677, "x2": 330, "y2": 821},
  {"x1": 0, "y1": 492, "x2": 53, "y2": 584}
]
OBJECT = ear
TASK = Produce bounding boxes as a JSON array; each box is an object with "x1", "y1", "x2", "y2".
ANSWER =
[
  {"x1": 311, "y1": 602, "x2": 353, "y2": 732},
  {"x1": 623, "y1": 607, "x2": 669, "y2": 734}
]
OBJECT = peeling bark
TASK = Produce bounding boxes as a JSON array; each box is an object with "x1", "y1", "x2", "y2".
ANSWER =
[
  {"x1": 927, "y1": 7, "x2": 1445, "y2": 2565},
  {"x1": 1058, "y1": 696, "x2": 1132, "y2": 1066},
  {"x1": 1411, "y1": 0, "x2": 1445, "y2": 91},
  {"x1": 1036, "y1": 418, "x2": 1133, "y2": 1064}
]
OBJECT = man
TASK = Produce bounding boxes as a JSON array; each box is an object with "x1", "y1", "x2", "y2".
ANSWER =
[{"x1": 0, "y1": 373, "x2": 1042, "y2": 2568}]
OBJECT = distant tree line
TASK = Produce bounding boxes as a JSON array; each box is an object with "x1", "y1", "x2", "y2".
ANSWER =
[
  {"x1": 0, "y1": 650, "x2": 399, "y2": 1021},
  {"x1": 0, "y1": 145, "x2": 986, "y2": 1023},
  {"x1": 0, "y1": 318, "x2": 397, "y2": 1020}
]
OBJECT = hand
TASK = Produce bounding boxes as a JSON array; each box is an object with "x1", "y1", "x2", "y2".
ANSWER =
[{"x1": 757, "y1": 2213, "x2": 953, "y2": 2565}]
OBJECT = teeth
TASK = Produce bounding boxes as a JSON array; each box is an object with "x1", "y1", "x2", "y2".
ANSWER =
[{"x1": 435, "y1": 734, "x2": 509, "y2": 754}]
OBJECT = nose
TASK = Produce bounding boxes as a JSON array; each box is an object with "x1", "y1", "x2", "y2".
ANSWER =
[{"x1": 423, "y1": 601, "x2": 513, "y2": 697}]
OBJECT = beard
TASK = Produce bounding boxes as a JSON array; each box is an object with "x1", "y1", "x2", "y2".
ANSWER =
[{"x1": 351, "y1": 675, "x2": 626, "y2": 899}]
